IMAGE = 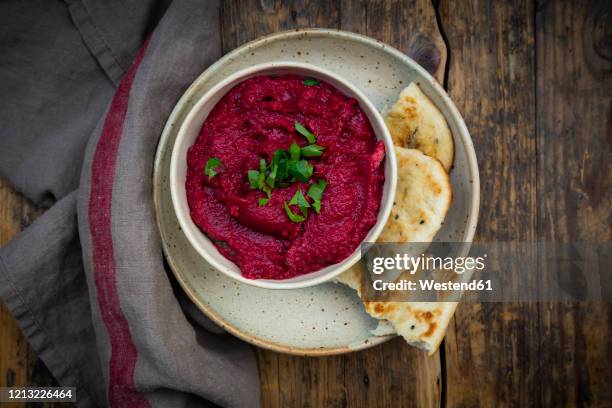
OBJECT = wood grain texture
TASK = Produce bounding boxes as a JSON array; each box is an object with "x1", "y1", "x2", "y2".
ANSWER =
[
  {"x1": 439, "y1": 1, "x2": 539, "y2": 405},
  {"x1": 220, "y1": 1, "x2": 446, "y2": 407},
  {"x1": 440, "y1": 0, "x2": 611, "y2": 406},
  {"x1": 0, "y1": 177, "x2": 38, "y2": 408},
  {"x1": 0, "y1": 178, "x2": 73, "y2": 408},
  {"x1": 535, "y1": 1, "x2": 611, "y2": 406},
  {"x1": 340, "y1": 0, "x2": 447, "y2": 83}
]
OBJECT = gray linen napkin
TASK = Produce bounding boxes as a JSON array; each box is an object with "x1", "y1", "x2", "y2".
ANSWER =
[{"x1": 0, "y1": 0, "x2": 260, "y2": 407}]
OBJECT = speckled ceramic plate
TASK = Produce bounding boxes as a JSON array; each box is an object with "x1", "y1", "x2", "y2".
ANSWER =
[{"x1": 153, "y1": 29, "x2": 479, "y2": 355}]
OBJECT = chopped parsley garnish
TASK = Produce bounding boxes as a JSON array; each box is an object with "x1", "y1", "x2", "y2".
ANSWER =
[
  {"x1": 288, "y1": 190, "x2": 311, "y2": 217},
  {"x1": 289, "y1": 142, "x2": 301, "y2": 161},
  {"x1": 300, "y1": 144, "x2": 324, "y2": 157},
  {"x1": 256, "y1": 159, "x2": 267, "y2": 189},
  {"x1": 284, "y1": 190, "x2": 312, "y2": 222},
  {"x1": 294, "y1": 122, "x2": 317, "y2": 143},
  {"x1": 261, "y1": 184, "x2": 272, "y2": 201},
  {"x1": 266, "y1": 160, "x2": 278, "y2": 188},
  {"x1": 303, "y1": 78, "x2": 320, "y2": 86},
  {"x1": 247, "y1": 159, "x2": 272, "y2": 204},
  {"x1": 307, "y1": 179, "x2": 327, "y2": 214},
  {"x1": 246, "y1": 129, "x2": 326, "y2": 218},
  {"x1": 288, "y1": 159, "x2": 313, "y2": 182},
  {"x1": 247, "y1": 170, "x2": 260, "y2": 188},
  {"x1": 273, "y1": 150, "x2": 290, "y2": 183},
  {"x1": 205, "y1": 157, "x2": 221, "y2": 179},
  {"x1": 284, "y1": 202, "x2": 306, "y2": 223}
]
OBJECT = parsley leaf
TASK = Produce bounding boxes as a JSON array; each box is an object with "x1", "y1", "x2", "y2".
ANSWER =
[
  {"x1": 247, "y1": 170, "x2": 260, "y2": 188},
  {"x1": 289, "y1": 189, "x2": 311, "y2": 217},
  {"x1": 205, "y1": 157, "x2": 221, "y2": 179},
  {"x1": 301, "y1": 144, "x2": 324, "y2": 157},
  {"x1": 303, "y1": 78, "x2": 320, "y2": 86},
  {"x1": 258, "y1": 198, "x2": 270, "y2": 206},
  {"x1": 272, "y1": 150, "x2": 289, "y2": 181},
  {"x1": 284, "y1": 202, "x2": 306, "y2": 223},
  {"x1": 307, "y1": 179, "x2": 328, "y2": 214},
  {"x1": 257, "y1": 159, "x2": 267, "y2": 189},
  {"x1": 289, "y1": 142, "x2": 301, "y2": 161},
  {"x1": 307, "y1": 179, "x2": 327, "y2": 201},
  {"x1": 266, "y1": 161, "x2": 278, "y2": 188},
  {"x1": 288, "y1": 159, "x2": 313, "y2": 182},
  {"x1": 261, "y1": 183, "x2": 272, "y2": 198},
  {"x1": 285, "y1": 189, "x2": 311, "y2": 221},
  {"x1": 294, "y1": 122, "x2": 317, "y2": 143}
]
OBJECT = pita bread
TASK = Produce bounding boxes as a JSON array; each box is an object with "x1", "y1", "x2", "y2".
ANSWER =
[
  {"x1": 336, "y1": 266, "x2": 457, "y2": 354},
  {"x1": 364, "y1": 299, "x2": 458, "y2": 354},
  {"x1": 385, "y1": 83, "x2": 454, "y2": 171},
  {"x1": 378, "y1": 147, "x2": 452, "y2": 243},
  {"x1": 337, "y1": 264, "x2": 457, "y2": 354},
  {"x1": 335, "y1": 263, "x2": 362, "y2": 295},
  {"x1": 335, "y1": 146, "x2": 454, "y2": 354}
]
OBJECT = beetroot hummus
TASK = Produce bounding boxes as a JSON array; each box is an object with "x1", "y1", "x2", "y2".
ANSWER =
[{"x1": 186, "y1": 75, "x2": 385, "y2": 279}]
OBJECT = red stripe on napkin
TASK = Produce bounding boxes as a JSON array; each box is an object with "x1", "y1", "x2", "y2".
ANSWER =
[{"x1": 88, "y1": 42, "x2": 150, "y2": 408}]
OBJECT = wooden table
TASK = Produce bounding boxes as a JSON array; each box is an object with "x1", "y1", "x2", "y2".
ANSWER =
[{"x1": 1, "y1": 1, "x2": 610, "y2": 406}]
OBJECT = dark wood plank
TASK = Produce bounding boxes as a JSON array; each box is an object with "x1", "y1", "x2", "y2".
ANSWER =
[
  {"x1": 340, "y1": 0, "x2": 447, "y2": 83},
  {"x1": 0, "y1": 178, "x2": 74, "y2": 408},
  {"x1": 440, "y1": 0, "x2": 611, "y2": 406},
  {"x1": 220, "y1": 1, "x2": 446, "y2": 407},
  {"x1": 438, "y1": 0, "x2": 540, "y2": 406},
  {"x1": 0, "y1": 179, "x2": 33, "y2": 408},
  {"x1": 220, "y1": 0, "x2": 341, "y2": 51},
  {"x1": 535, "y1": 0, "x2": 611, "y2": 406}
]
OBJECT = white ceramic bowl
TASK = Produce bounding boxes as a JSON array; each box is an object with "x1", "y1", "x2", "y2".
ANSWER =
[{"x1": 170, "y1": 61, "x2": 397, "y2": 289}]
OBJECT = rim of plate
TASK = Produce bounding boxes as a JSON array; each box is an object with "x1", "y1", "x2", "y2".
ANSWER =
[{"x1": 153, "y1": 28, "x2": 480, "y2": 356}]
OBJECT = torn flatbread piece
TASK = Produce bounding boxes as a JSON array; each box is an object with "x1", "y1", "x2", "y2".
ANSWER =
[
  {"x1": 385, "y1": 83, "x2": 454, "y2": 171},
  {"x1": 378, "y1": 147, "x2": 452, "y2": 243},
  {"x1": 335, "y1": 146, "x2": 454, "y2": 354},
  {"x1": 364, "y1": 299, "x2": 458, "y2": 354},
  {"x1": 336, "y1": 266, "x2": 457, "y2": 354}
]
